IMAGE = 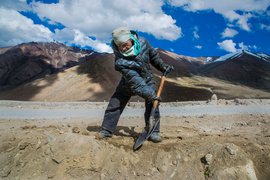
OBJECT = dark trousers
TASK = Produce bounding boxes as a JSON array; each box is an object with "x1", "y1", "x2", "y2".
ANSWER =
[{"x1": 101, "y1": 83, "x2": 160, "y2": 133}]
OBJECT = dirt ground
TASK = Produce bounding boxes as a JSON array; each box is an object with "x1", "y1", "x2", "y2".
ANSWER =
[{"x1": 0, "y1": 100, "x2": 270, "y2": 180}]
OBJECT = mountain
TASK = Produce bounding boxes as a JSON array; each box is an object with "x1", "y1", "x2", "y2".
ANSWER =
[
  {"x1": 199, "y1": 50, "x2": 270, "y2": 90},
  {"x1": 0, "y1": 42, "x2": 269, "y2": 101},
  {"x1": 157, "y1": 49, "x2": 205, "y2": 76},
  {"x1": 0, "y1": 42, "x2": 93, "y2": 88}
]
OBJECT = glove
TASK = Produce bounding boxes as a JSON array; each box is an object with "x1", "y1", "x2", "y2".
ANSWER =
[
  {"x1": 163, "y1": 64, "x2": 174, "y2": 74},
  {"x1": 147, "y1": 95, "x2": 161, "y2": 105},
  {"x1": 151, "y1": 96, "x2": 162, "y2": 107},
  {"x1": 153, "y1": 96, "x2": 162, "y2": 102}
]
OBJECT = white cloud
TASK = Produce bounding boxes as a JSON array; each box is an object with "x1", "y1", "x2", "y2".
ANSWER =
[
  {"x1": 31, "y1": 0, "x2": 182, "y2": 41},
  {"x1": 168, "y1": 0, "x2": 270, "y2": 31},
  {"x1": 193, "y1": 26, "x2": 200, "y2": 39},
  {"x1": 0, "y1": 0, "x2": 30, "y2": 11},
  {"x1": 0, "y1": 7, "x2": 53, "y2": 47},
  {"x1": 238, "y1": 42, "x2": 258, "y2": 51},
  {"x1": 239, "y1": 42, "x2": 248, "y2": 50},
  {"x1": 53, "y1": 28, "x2": 112, "y2": 53},
  {"x1": 0, "y1": 0, "x2": 182, "y2": 52},
  {"x1": 169, "y1": 48, "x2": 174, "y2": 52},
  {"x1": 195, "y1": 45, "x2": 202, "y2": 49},
  {"x1": 221, "y1": 27, "x2": 238, "y2": 38},
  {"x1": 217, "y1": 39, "x2": 237, "y2": 53},
  {"x1": 260, "y1": 24, "x2": 270, "y2": 31}
]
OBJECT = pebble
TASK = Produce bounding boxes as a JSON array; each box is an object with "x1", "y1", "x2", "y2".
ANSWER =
[
  {"x1": 52, "y1": 156, "x2": 65, "y2": 164},
  {"x1": 19, "y1": 142, "x2": 29, "y2": 150},
  {"x1": 6, "y1": 147, "x2": 16, "y2": 152},
  {"x1": 223, "y1": 127, "x2": 231, "y2": 131},
  {"x1": 225, "y1": 143, "x2": 238, "y2": 155},
  {"x1": 240, "y1": 122, "x2": 247, "y2": 126},
  {"x1": 21, "y1": 125, "x2": 37, "y2": 130},
  {"x1": 100, "y1": 173, "x2": 106, "y2": 180},
  {"x1": 211, "y1": 94, "x2": 218, "y2": 101},
  {"x1": 183, "y1": 157, "x2": 189, "y2": 162},
  {"x1": 72, "y1": 127, "x2": 80, "y2": 133},
  {"x1": 1, "y1": 167, "x2": 11, "y2": 178},
  {"x1": 160, "y1": 165, "x2": 168, "y2": 172},
  {"x1": 205, "y1": 154, "x2": 213, "y2": 165}
]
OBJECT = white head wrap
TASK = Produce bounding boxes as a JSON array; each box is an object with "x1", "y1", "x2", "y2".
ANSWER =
[{"x1": 112, "y1": 27, "x2": 131, "y2": 45}]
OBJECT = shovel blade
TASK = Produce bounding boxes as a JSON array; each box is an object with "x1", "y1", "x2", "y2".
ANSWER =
[
  {"x1": 133, "y1": 108, "x2": 160, "y2": 151},
  {"x1": 133, "y1": 130, "x2": 148, "y2": 150}
]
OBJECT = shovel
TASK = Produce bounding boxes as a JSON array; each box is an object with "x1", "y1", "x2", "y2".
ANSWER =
[{"x1": 133, "y1": 67, "x2": 171, "y2": 151}]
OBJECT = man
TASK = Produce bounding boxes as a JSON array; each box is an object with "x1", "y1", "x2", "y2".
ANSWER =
[{"x1": 98, "y1": 27, "x2": 173, "y2": 142}]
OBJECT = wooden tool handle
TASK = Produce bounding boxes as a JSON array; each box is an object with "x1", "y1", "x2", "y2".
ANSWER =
[{"x1": 153, "y1": 76, "x2": 166, "y2": 108}]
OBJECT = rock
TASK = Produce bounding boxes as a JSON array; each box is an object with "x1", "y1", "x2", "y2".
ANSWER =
[
  {"x1": 19, "y1": 142, "x2": 30, "y2": 150},
  {"x1": 211, "y1": 94, "x2": 218, "y2": 101},
  {"x1": 21, "y1": 125, "x2": 37, "y2": 129},
  {"x1": 73, "y1": 158, "x2": 80, "y2": 163},
  {"x1": 240, "y1": 122, "x2": 247, "y2": 126},
  {"x1": 225, "y1": 143, "x2": 238, "y2": 155},
  {"x1": 159, "y1": 165, "x2": 168, "y2": 173},
  {"x1": 119, "y1": 129, "x2": 130, "y2": 136},
  {"x1": 52, "y1": 155, "x2": 65, "y2": 164},
  {"x1": 183, "y1": 157, "x2": 189, "y2": 162},
  {"x1": 100, "y1": 173, "x2": 106, "y2": 180},
  {"x1": 47, "y1": 167, "x2": 56, "y2": 179},
  {"x1": 205, "y1": 154, "x2": 213, "y2": 165},
  {"x1": 1, "y1": 166, "x2": 11, "y2": 178},
  {"x1": 36, "y1": 139, "x2": 42, "y2": 150},
  {"x1": 6, "y1": 146, "x2": 16, "y2": 152},
  {"x1": 47, "y1": 135, "x2": 56, "y2": 142},
  {"x1": 213, "y1": 160, "x2": 257, "y2": 180},
  {"x1": 82, "y1": 131, "x2": 89, "y2": 136},
  {"x1": 72, "y1": 127, "x2": 80, "y2": 133},
  {"x1": 198, "y1": 115, "x2": 205, "y2": 118},
  {"x1": 223, "y1": 126, "x2": 231, "y2": 131}
]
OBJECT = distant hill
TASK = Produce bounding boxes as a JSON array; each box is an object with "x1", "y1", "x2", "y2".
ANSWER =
[
  {"x1": 0, "y1": 42, "x2": 269, "y2": 101},
  {"x1": 199, "y1": 51, "x2": 270, "y2": 90},
  {"x1": 0, "y1": 42, "x2": 93, "y2": 87},
  {"x1": 157, "y1": 49, "x2": 205, "y2": 76}
]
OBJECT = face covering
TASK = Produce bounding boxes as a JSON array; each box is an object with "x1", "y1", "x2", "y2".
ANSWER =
[{"x1": 121, "y1": 34, "x2": 141, "y2": 57}]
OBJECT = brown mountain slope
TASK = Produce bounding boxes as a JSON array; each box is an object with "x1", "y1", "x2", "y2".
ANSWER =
[
  {"x1": 0, "y1": 42, "x2": 91, "y2": 87},
  {"x1": 1, "y1": 43, "x2": 270, "y2": 101},
  {"x1": 157, "y1": 49, "x2": 204, "y2": 76},
  {"x1": 199, "y1": 51, "x2": 270, "y2": 90},
  {"x1": 0, "y1": 51, "x2": 213, "y2": 101}
]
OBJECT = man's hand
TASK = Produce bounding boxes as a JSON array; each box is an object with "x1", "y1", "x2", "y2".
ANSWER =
[
  {"x1": 163, "y1": 64, "x2": 174, "y2": 74},
  {"x1": 153, "y1": 96, "x2": 162, "y2": 102}
]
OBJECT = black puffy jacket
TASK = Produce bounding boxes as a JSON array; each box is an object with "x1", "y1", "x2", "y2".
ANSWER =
[{"x1": 111, "y1": 31, "x2": 167, "y2": 101}]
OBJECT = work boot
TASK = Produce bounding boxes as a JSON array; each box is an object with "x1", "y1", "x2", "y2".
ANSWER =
[
  {"x1": 96, "y1": 129, "x2": 112, "y2": 139},
  {"x1": 148, "y1": 132, "x2": 161, "y2": 143}
]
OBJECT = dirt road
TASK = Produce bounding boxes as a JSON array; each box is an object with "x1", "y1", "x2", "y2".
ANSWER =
[
  {"x1": 0, "y1": 99, "x2": 269, "y2": 119},
  {"x1": 0, "y1": 99, "x2": 269, "y2": 179}
]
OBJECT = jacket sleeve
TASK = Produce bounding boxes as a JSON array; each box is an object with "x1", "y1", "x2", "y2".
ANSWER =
[
  {"x1": 145, "y1": 39, "x2": 167, "y2": 72},
  {"x1": 115, "y1": 58, "x2": 156, "y2": 101}
]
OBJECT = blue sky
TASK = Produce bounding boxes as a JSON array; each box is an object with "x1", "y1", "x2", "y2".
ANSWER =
[{"x1": 0, "y1": 0, "x2": 269, "y2": 56}]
